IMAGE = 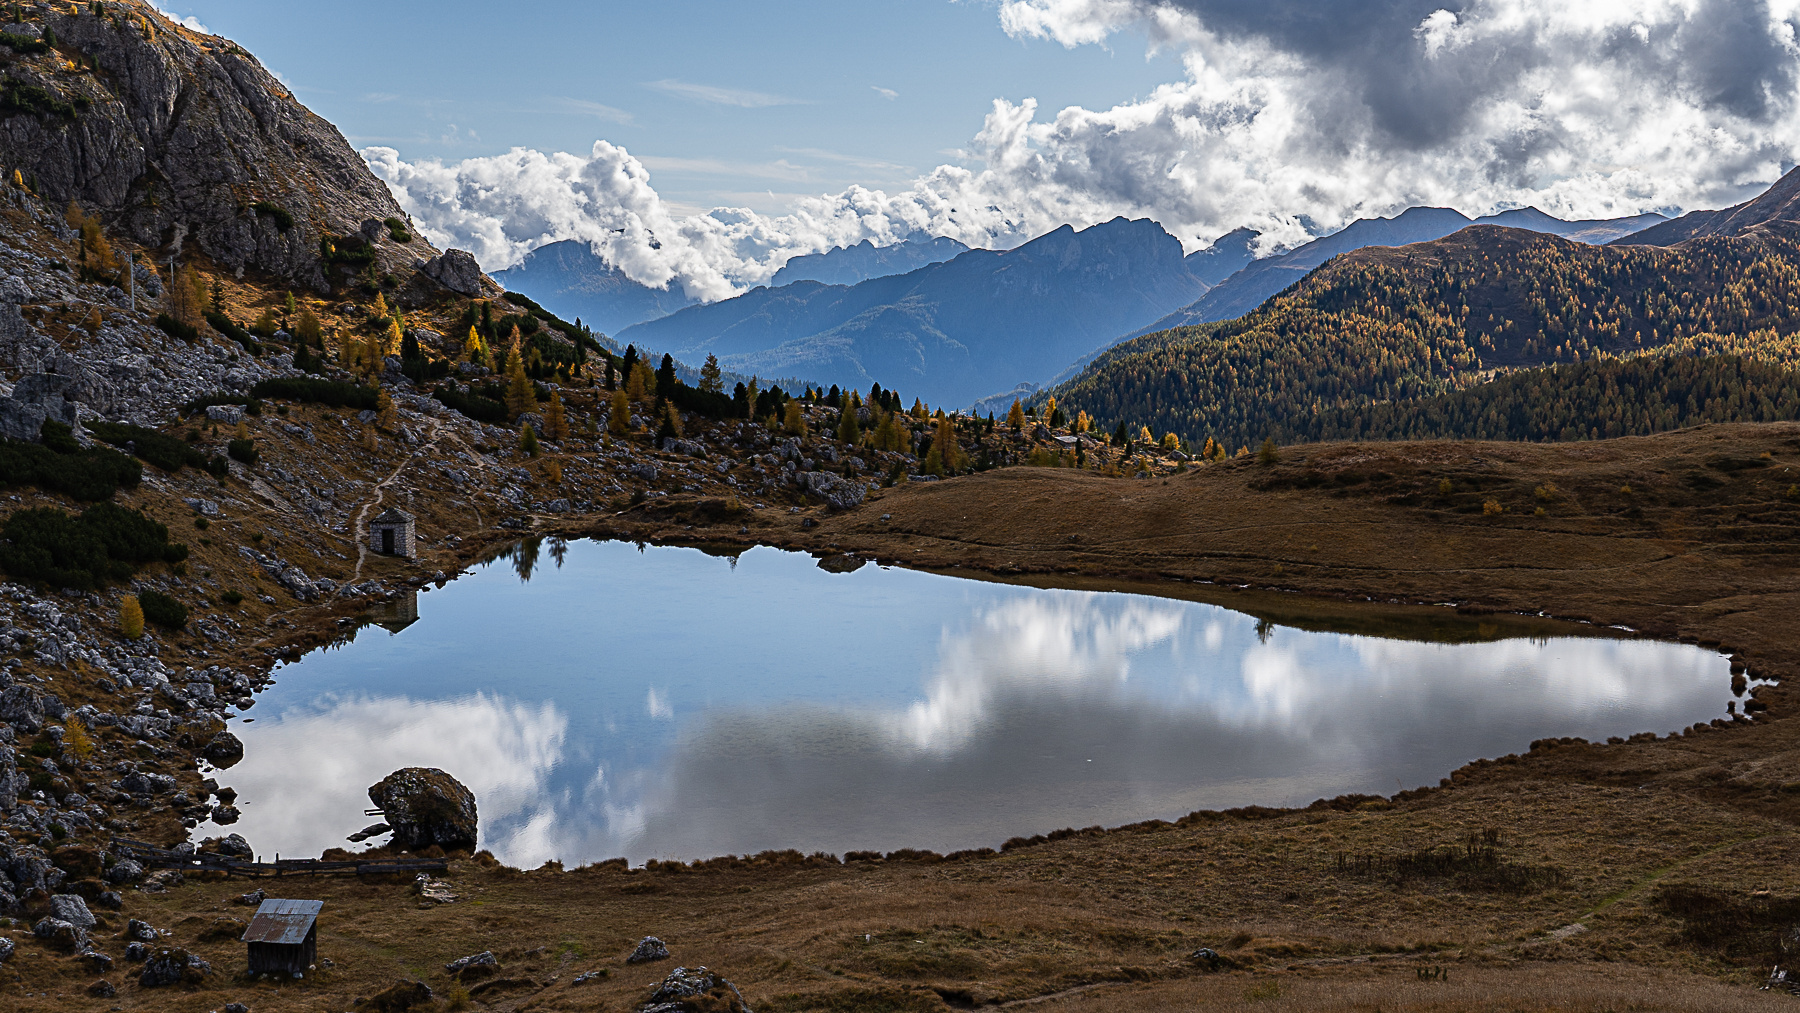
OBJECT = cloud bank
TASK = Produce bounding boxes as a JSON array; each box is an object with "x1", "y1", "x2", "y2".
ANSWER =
[{"x1": 366, "y1": 0, "x2": 1800, "y2": 301}]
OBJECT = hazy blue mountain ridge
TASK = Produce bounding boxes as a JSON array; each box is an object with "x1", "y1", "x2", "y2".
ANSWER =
[
  {"x1": 619, "y1": 217, "x2": 1210, "y2": 409},
  {"x1": 771, "y1": 236, "x2": 970, "y2": 286}
]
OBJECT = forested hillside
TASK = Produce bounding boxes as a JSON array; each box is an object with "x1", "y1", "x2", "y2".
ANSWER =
[
  {"x1": 1280, "y1": 354, "x2": 1800, "y2": 444},
  {"x1": 1053, "y1": 222, "x2": 1800, "y2": 449}
]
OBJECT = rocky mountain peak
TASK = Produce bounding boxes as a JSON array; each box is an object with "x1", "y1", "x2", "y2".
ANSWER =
[{"x1": 0, "y1": 1, "x2": 432, "y2": 289}]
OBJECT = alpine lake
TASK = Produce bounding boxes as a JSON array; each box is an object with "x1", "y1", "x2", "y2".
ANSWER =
[{"x1": 191, "y1": 539, "x2": 1744, "y2": 868}]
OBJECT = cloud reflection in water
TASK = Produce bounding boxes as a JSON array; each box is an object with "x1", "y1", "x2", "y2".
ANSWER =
[{"x1": 213, "y1": 577, "x2": 1728, "y2": 869}]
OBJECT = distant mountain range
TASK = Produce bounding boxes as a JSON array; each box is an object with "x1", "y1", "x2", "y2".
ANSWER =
[
  {"x1": 489, "y1": 241, "x2": 699, "y2": 337},
  {"x1": 618, "y1": 217, "x2": 1211, "y2": 409},
  {"x1": 1048, "y1": 167, "x2": 1800, "y2": 450},
  {"x1": 1132, "y1": 207, "x2": 1668, "y2": 336},
  {"x1": 772, "y1": 237, "x2": 969, "y2": 287}
]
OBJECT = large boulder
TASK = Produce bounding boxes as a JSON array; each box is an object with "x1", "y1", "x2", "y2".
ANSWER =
[
  {"x1": 368, "y1": 768, "x2": 478, "y2": 852},
  {"x1": 202, "y1": 730, "x2": 244, "y2": 768},
  {"x1": 640, "y1": 966, "x2": 753, "y2": 1013},
  {"x1": 420, "y1": 250, "x2": 487, "y2": 296},
  {"x1": 138, "y1": 947, "x2": 210, "y2": 988}
]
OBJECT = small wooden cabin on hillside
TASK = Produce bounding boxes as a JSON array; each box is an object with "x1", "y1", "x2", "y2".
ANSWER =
[{"x1": 242, "y1": 898, "x2": 322, "y2": 976}]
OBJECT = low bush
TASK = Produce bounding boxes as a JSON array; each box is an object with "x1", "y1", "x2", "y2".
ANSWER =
[
  {"x1": 249, "y1": 377, "x2": 379, "y2": 410},
  {"x1": 87, "y1": 421, "x2": 221, "y2": 475},
  {"x1": 137, "y1": 588, "x2": 187, "y2": 629},
  {"x1": 432, "y1": 385, "x2": 507, "y2": 424},
  {"x1": 204, "y1": 310, "x2": 260, "y2": 355},
  {"x1": 383, "y1": 217, "x2": 411, "y2": 243},
  {"x1": 226, "y1": 438, "x2": 257, "y2": 466},
  {"x1": 0, "y1": 502, "x2": 187, "y2": 590},
  {"x1": 154, "y1": 313, "x2": 197, "y2": 341},
  {"x1": 0, "y1": 32, "x2": 49, "y2": 55},
  {"x1": 0, "y1": 79, "x2": 77, "y2": 120},
  {"x1": 220, "y1": 589, "x2": 243, "y2": 606},
  {"x1": 250, "y1": 201, "x2": 293, "y2": 232},
  {"x1": 0, "y1": 422, "x2": 140, "y2": 501},
  {"x1": 319, "y1": 234, "x2": 375, "y2": 267}
]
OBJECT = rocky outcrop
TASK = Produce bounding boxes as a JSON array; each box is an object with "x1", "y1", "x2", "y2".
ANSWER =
[
  {"x1": 0, "y1": 2, "x2": 433, "y2": 288},
  {"x1": 138, "y1": 947, "x2": 210, "y2": 987},
  {"x1": 640, "y1": 966, "x2": 753, "y2": 1013},
  {"x1": 368, "y1": 767, "x2": 478, "y2": 852},
  {"x1": 420, "y1": 250, "x2": 490, "y2": 297},
  {"x1": 628, "y1": 936, "x2": 671, "y2": 964}
]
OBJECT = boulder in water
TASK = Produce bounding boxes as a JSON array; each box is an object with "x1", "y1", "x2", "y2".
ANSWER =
[{"x1": 368, "y1": 768, "x2": 478, "y2": 852}]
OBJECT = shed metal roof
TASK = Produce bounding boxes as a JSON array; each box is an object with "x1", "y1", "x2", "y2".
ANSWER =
[{"x1": 242, "y1": 899, "x2": 323, "y2": 945}]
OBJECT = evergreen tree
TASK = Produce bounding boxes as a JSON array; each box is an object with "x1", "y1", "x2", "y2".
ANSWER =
[
  {"x1": 1113, "y1": 419, "x2": 1130, "y2": 447},
  {"x1": 546, "y1": 389, "x2": 569, "y2": 441},
  {"x1": 505, "y1": 345, "x2": 537, "y2": 419},
  {"x1": 520, "y1": 423, "x2": 540, "y2": 457},
  {"x1": 699, "y1": 353, "x2": 723, "y2": 394},
  {"x1": 837, "y1": 397, "x2": 860, "y2": 444},
  {"x1": 296, "y1": 309, "x2": 321, "y2": 348},
  {"x1": 656, "y1": 354, "x2": 677, "y2": 398},
  {"x1": 608, "y1": 388, "x2": 631, "y2": 436},
  {"x1": 1257, "y1": 437, "x2": 1280, "y2": 465},
  {"x1": 118, "y1": 595, "x2": 143, "y2": 640},
  {"x1": 621, "y1": 344, "x2": 639, "y2": 380},
  {"x1": 376, "y1": 389, "x2": 396, "y2": 430},
  {"x1": 911, "y1": 398, "x2": 927, "y2": 419}
]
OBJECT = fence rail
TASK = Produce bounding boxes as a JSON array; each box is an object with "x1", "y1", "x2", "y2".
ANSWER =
[{"x1": 111, "y1": 838, "x2": 448, "y2": 878}]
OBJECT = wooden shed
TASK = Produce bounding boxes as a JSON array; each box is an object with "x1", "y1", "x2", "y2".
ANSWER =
[
  {"x1": 369, "y1": 507, "x2": 416, "y2": 559},
  {"x1": 242, "y1": 898, "x2": 322, "y2": 976}
]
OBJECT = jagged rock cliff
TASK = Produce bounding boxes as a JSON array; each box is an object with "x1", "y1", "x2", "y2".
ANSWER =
[{"x1": 0, "y1": 1, "x2": 428, "y2": 288}]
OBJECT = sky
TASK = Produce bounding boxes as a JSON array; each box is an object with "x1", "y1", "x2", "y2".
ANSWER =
[{"x1": 159, "y1": 1, "x2": 1800, "y2": 301}]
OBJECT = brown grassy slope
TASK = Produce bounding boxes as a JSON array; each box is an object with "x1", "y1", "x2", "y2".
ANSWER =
[{"x1": 792, "y1": 422, "x2": 1800, "y2": 684}]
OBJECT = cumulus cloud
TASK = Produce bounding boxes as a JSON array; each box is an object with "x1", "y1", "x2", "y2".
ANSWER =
[
  {"x1": 367, "y1": 0, "x2": 1800, "y2": 300},
  {"x1": 150, "y1": 3, "x2": 211, "y2": 34}
]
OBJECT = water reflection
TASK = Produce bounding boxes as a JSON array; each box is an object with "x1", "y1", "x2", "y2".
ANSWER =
[{"x1": 198, "y1": 542, "x2": 1733, "y2": 867}]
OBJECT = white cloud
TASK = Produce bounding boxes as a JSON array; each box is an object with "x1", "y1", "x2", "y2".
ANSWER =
[
  {"x1": 646, "y1": 78, "x2": 803, "y2": 108},
  {"x1": 558, "y1": 98, "x2": 635, "y2": 125},
  {"x1": 150, "y1": 4, "x2": 211, "y2": 34},
  {"x1": 367, "y1": 0, "x2": 1800, "y2": 302},
  {"x1": 872, "y1": 85, "x2": 899, "y2": 100}
]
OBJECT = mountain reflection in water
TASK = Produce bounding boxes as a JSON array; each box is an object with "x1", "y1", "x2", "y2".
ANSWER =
[{"x1": 200, "y1": 542, "x2": 1731, "y2": 867}]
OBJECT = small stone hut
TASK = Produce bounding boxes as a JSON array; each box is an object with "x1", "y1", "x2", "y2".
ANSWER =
[
  {"x1": 368, "y1": 507, "x2": 416, "y2": 559},
  {"x1": 242, "y1": 898, "x2": 322, "y2": 976}
]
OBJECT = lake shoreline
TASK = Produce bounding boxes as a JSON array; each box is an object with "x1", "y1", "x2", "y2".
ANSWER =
[{"x1": 7, "y1": 421, "x2": 1800, "y2": 1010}]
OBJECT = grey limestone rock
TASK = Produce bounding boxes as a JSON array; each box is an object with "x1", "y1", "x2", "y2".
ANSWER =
[
  {"x1": 139, "y1": 947, "x2": 210, "y2": 988},
  {"x1": 0, "y1": 9, "x2": 430, "y2": 288},
  {"x1": 368, "y1": 767, "x2": 478, "y2": 852},
  {"x1": 48, "y1": 893, "x2": 95, "y2": 931},
  {"x1": 640, "y1": 965, "x2": 753, "y2": 1013},
  {"x1": 627, "y1": 935, "x2": 671, "y2": 964},
  {"x1": 420, "y1": 249, "x2": 487, "y2": 296}
]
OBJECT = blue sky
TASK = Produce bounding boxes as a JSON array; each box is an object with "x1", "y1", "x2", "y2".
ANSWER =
[
  {"x1": 158, "y1": 2, "x2": 1800, "y2": 297},
  {"x1": 163, "y1": 1, "x2": 1180, "y2": 215}
]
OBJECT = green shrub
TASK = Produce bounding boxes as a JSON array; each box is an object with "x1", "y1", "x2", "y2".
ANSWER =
[
  {"x1": 137, "y1": 589, "x2": 186, "y2": 629},
  {"x1": 0, "y1": 32, "x2": 49, "y2": 55},
  {"x1": 220, "y1": 589, "x2": 243, "y2": 605},
  {"x1": 204, "y1": 310, "x2": 260, "y2": 355},
  {"x1": 227, "y1": 438, "x2": 257, "y2": 465},
  {"x1": 249, "y1": 377, "x2": 379, "y2": 410},
  {"x1": 0, "y1": 424, "x2": 141, "y2": 501},
  {"x1": 0, "y1": 503, "x2": 187, "y2": 589},
  {"x1": 87, "y1": 421, "x2": 213, "y2": 473},
  {"x1": 319, "y1": 234, "x2": 375, "y2": 267},
  {"x1": 154, "y1": 313, "x2": 197, "y2": 341},
  {"x1": 250, "y1": 201, "x2": 293, "y2": 232},
  {"x1": 432, "y1": 385, "x2": 507, "y2": 424},
  {"x1": 383, "y1": 217, "x2": 412, "y2": 243}
]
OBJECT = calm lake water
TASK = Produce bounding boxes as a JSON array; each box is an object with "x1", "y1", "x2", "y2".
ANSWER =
[{"x1": 194, "y1": 539, "x2": 1736, "y2": 867}]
